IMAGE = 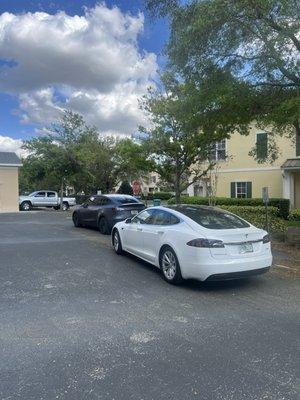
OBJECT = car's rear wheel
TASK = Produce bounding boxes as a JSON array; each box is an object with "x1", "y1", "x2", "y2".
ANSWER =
[
  {"x1": 72, "y1": 212, "x2": 82, "y2": 228},
  {"x1": 20, "y1": 201, "x2": 32, "y2": 211},
  {"x1": 112, "y1": 229, "x2": 123, "y2": 254},
  {"x1": 62, "y1": 202, "x2": 69, "y2": 211},
  {"x1": 98, "y1": 217, "x2": 110, "y2": 235},
  {"x1": 160, "y1": 246, "x2": 183, "y2": 285}
]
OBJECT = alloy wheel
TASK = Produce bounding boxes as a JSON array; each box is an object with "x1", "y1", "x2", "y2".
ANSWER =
[
  {"x1": 113, "y1": 231, "x2": 119, "y2": 251},
  {"x1": 161, "y1": 250, "x2": 177, "y2": 280}
]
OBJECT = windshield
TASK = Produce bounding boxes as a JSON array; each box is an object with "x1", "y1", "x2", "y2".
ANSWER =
[
  {"x1": 28, "y1": 192, "x2": 36, "y2": 197},
  {"x1": 170, "y1": 206, "x2": 250, "y2": 230}
]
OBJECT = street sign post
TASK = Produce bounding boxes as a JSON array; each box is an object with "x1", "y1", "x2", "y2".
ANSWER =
[{"x1": 262, "y1": 187, "x2": 269, "y2": 231}]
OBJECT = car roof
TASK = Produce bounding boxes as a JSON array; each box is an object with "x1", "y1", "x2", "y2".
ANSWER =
[{"x1": 105, "y1": 194, "x2": 135, "y2": 198}]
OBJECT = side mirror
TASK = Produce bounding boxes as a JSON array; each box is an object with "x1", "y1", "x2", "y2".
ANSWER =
[{"x1": 125, "y1": 218, "x2": 132, "y2": 224}]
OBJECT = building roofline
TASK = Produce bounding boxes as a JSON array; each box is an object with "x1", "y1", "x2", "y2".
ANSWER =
[{"x1": 0, "y1": 163, "x2": 23, "y2": 167}]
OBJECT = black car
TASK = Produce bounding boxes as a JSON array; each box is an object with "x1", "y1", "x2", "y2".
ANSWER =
[{"x1": 72, "y1": 194, "x2": 145, "y2": 234}]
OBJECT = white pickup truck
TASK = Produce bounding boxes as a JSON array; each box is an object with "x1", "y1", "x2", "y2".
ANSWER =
[{"x1": 19, "y1": 190, "x2": 76, "y2": 211}]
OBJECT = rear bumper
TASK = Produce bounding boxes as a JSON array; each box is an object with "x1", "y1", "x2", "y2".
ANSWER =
[
  {"x1": 205, "y1": 266, "x2": 270, "y2": 281},
  {"x1": 180, "y1": 251, "x2": 272, "y2": 281}
]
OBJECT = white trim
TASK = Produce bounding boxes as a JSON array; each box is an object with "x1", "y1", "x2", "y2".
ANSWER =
[
  {"x1": 0, "y1": 163, "x2": 22, "y2": 167},
  {"x1": 218, "y1": 166, "x2": 280, "y2": 173}
]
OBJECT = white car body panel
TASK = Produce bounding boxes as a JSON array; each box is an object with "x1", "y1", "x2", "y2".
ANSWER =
[{"x1": 113, "y1": 206, "x2": 273, "y2": 282}]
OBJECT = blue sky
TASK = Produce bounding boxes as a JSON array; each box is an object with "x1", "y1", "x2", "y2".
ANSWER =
[{"x1": 0, "y1": 1, "x2": 168, "y2": 148}]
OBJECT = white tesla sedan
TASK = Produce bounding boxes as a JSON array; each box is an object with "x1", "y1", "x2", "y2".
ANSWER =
[{"x1": 111, "y1": 205, "x2": 272, "y2": 284}]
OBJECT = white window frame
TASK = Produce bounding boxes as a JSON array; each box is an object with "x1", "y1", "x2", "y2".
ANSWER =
[
  {"x1": 235, "y1": 182, "x2": 247, "y2": 198},
  {"x1": 209, "y1": 139, "x2": 226, "y2": 162}
]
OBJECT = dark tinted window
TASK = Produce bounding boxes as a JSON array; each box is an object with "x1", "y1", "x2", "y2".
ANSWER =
[
  {"x1": 170, "y1": 206, "x2": 249, "y2": 229},
  {"x1": 152, "y1": 210, "x2": 180, "y2": 226},
  {"x1": 113, "y1": 196, "x2": 139, "y2": 204},
  {"x1": 102, "y1": 198, "x2": 112, "y2": 205},
  {"x1": 47, "y1": 192, "x2": 56, "y2": 197},
  {"x1": 132, "y1": 209, "x2": 155, "y2": 224},
  {"x1": 35, "y1": 192, "x2": 46, "y2": 197},
  {"x1": 86, "y1": 196, "x2": 96, "y2": 205},
  {"x1": 93, "y1": 197, "x2": 104, "y2": 206}
]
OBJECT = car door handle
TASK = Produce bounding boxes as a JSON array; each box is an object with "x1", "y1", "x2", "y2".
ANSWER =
[
  {"x1": 137, "y1": 227, "x2": 143, "y2": 231},
  {"x1": 156, "y1": 231, "x2": 164, "y2": 235}
]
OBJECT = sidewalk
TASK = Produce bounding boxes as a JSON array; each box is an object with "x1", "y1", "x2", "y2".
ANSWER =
[{"x1": 272, "y1": 241, "x2": 300, "y2": 277}]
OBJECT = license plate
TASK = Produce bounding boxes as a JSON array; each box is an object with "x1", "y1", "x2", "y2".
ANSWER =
[
  {"x1": 131, "y1": 210, "x2": 138, "y2": 215},
  {"x1": 239, "y1": 243, "x2": 253, "y2": 253}
]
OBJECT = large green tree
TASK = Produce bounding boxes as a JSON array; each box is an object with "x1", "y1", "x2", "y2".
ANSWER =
[
  {"x1": 140, "y1": 73, "x2": 220, "y2": 203},
  {"x1": 20, "y1": 111, "x2": 117, "y2": 194},
  {"x1": 113, "y1": 138, "x2": 154, "y2": 183},
  {"x1": 147, "y1": 0, "x2": 300, "y2": 161}
]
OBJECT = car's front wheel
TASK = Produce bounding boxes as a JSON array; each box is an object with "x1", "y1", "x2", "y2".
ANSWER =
[
  {"x1": 20, "y1": 201, "x2": 32, "y2": 211},
  {"x1": 112, "y1": 229, "x2": 123, "y2": 255},
  {"x1": 72, "y1": 212, "x2": 82, "y2": 228},
  {"x1": 160, "y1": 246, "x2": 183, "y2": 285}
]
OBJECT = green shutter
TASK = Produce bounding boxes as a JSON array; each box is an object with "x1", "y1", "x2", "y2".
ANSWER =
[
  {"x1": 257, "y1": 133, "x2": 268, "y2": 159},
  {"x1": 230, "y1": 182, "x2": 235, "y2": 198},
  {"x1": 296, "y1": 132, "x2": 300, "y2": 157},
  {"x1": 246, "y1": 182, "x2": 252, "y2": 198}
]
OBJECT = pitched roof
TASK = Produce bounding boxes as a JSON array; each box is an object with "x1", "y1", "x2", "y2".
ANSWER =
[
  {"x1": 281, "y1": 158, "x2": 300, "y2": 169},
  {"x1": 0, "y1": 151, "x2": 22, "y2": 166}
]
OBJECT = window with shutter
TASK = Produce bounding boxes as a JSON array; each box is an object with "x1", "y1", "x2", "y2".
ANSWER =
[
  {"x1": 230, "y1": 182, "x2": 252, "y2": 198},
  {"x1": 296, "y1": 132, "x2": 300, "y2": 157},
  {"x1": 256, "y1": 133, "x2": 268, "y2": 160}
]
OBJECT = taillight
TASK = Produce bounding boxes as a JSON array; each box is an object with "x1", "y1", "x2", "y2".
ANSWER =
[
  {"x1": 262, "y1": 234, "x2": 270, "y2": 243},
  {"x1": 187, "y1": 238, "x2": 224, "y2": 248}
]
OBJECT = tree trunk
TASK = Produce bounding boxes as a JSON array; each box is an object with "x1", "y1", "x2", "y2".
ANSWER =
[{"x1": 175, "y1": 167, "x2": 181, "y2": 205}]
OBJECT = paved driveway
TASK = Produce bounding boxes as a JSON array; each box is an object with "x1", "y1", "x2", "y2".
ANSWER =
[{"x1": 0, "y1": 211, "x2": 299, "y2": 400}]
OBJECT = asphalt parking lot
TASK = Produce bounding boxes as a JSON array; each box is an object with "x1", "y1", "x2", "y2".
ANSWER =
[{"x1": 0, "y1": 211, "x2": 299, "y2": 400}]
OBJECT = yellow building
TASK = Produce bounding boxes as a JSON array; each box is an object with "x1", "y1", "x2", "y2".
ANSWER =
[
  {"x1": 0, "y1": 152, "x2": 22, "y2": 212},
  {"x1": 186, "y1": 126, "x2": 300, "y2": 208}
]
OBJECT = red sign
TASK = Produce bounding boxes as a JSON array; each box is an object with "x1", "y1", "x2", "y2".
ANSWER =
[{"x1": 132, "y1": 180, "x2": 141, "y2": 195}]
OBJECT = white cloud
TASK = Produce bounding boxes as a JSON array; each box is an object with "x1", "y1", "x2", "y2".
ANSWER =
[
  {"x1": 0, "y1": 135, "x2": 24, "y2": 157},
  {"x1": 0, "y1": 4, "x2": 158, "y2": 136}
]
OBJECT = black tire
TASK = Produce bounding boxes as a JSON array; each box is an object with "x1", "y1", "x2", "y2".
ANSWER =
[
  {"x1": 98, "y1": 217, "x2": 110, "y2": 235},
  {"x1": 112, "y1": 229, "x2": 123, "y2": 255},
  {"x1": 72, "y1": 212, "x2": 82, "y2": 228},
  {"x1": 53, "y1": 206, "x2": 59, "y2": 210},
  {"x1": 20, "y1": 201, "x2": 32, "y2": 211},
  {"x1": 159, "y1": 246, "x2": 183, "y2": 285},
  {"x1": 62, "y1": 202, "x2": 69, "y2": 211}
]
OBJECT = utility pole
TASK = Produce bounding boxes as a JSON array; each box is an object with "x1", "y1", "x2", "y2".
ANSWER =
[
  {"x1": 60, "y1": 170, "x2": 67, "y2": 210},
  {"x1": 262, "y1": 187, "x2": 269, "y2": 232},
  {"x1": 60, "y1": 176, "x2": 64, "y2": 210}
]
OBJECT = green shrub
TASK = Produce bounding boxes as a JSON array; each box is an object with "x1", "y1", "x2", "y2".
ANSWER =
[
  {"x1": 288, "y1": 208, "x2": 300, "y2": 221},
  {"x1": 147, "y1": 192, "x2": 174, "y2": 200},
  {"x1": 217, "y1": 205, "x2": 286, "y2": 232},
  {"x1": 167, "y1": 196, "x2": 290, "y2": 218},
  {"x1": 118, "y1": 181, "x2": 133, "y2": 195}
]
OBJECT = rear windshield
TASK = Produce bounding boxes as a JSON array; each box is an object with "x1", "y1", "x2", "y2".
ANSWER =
[
  {"x1": 113, "y1": 196, "x2": 139, "y2": 204},
  {"x1": 171, "y1": 206, "x2": 250, "y2": 229}
]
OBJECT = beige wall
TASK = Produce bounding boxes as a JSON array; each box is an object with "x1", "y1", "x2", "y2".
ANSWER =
[
  {"x1": 0, "y1": 167, "x2": 20, "y2": 212},
  {"x1": 219, "y1": 125, "x2": 296, "y2": 171},
  {"x1": 216, "y1": 170, "x2": 283, "y2": 198},
  {"x1": 200, "y1": 126, "x2": 298, "y2": 201}
]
